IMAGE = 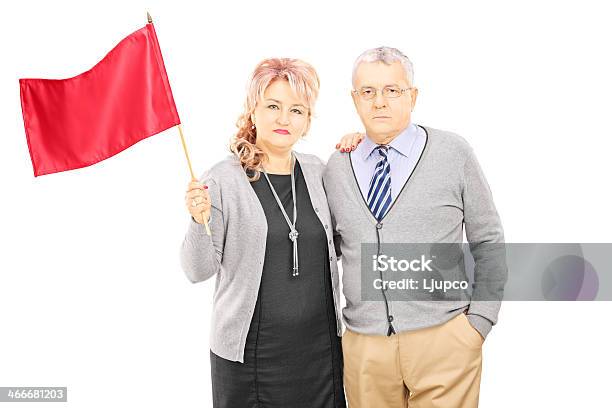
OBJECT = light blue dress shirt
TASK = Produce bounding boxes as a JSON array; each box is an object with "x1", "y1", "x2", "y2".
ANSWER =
[{"x1": 350, "y1": 123, "x2": 427, "y2": 204}]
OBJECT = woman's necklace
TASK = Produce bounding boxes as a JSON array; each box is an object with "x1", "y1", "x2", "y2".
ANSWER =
[{"x1": 262, "y1": 153, "x2": 299, "y2": 277}]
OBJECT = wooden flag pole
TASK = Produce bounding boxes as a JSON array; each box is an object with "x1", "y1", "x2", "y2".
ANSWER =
[
  {"x1": 177, "y1": 124, "x2": 196, "y2": 180},
  {"x1": 178, "y1": 124, "x2": 212, "y2": 236}
]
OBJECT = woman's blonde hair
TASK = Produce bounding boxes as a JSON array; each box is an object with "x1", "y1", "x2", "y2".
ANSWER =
[{"x1": 230, "y1": 58, "x2": 320, "y2": 181}]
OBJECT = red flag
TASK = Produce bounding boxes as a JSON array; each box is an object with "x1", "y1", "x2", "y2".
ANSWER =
[{"x1": 19, "y1": 23, "x2": 180, "y2": 177}]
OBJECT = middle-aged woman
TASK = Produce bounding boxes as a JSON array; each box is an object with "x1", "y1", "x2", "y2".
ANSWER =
[{"x1": 180, "y1": 58, "x2": 347, "y2": 408}]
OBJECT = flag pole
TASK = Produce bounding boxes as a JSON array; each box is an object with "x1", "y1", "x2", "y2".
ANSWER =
[
  {"x1": 146, "y1": 12, "x2": 211, "y2": 236},
  {"x1": 178, "y1": 124, "x2": 212, "y2": 236}
]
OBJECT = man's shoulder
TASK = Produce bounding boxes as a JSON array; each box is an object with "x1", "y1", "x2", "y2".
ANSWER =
[
  {"x1": 324, "y1": 150, "x2": 346, "y2": 169},
  {"x1": 420, "y1": 125, "x2": 473, "y2": 156},
  {"x1": 323, "y1": 150, "x2": 350, "y2": 180}
]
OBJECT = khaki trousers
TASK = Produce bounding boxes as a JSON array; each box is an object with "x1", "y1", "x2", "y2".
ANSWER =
[{"x1": 342, "y1": 312, "x2": 483, "y2": 408}]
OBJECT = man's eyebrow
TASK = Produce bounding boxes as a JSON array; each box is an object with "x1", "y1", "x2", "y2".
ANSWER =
[{"x1": 358, "y1": 84, "x2": 401, "y2": 88}]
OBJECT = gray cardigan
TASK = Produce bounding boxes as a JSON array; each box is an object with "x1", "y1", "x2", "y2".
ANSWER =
[
  {"x1": 180, "y1": 151, "x2": 343, "y2": 363},
  {"x1": 324, "y1": 125, "x2": 507, "y2": 339}
]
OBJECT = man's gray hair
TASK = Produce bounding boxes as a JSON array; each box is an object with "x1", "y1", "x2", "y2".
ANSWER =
[{"x1": 352, "y1": 46, "x2": 414, "y2": 87}]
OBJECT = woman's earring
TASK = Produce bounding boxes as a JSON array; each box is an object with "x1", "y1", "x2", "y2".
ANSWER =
[{"x1": 251, "y1": 124, "x2": 255, "y2": 129}]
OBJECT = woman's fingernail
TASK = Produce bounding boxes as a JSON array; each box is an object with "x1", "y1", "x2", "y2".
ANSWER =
[{"x1": 204, "y1": 186, "x2": 208, "y2": 189}]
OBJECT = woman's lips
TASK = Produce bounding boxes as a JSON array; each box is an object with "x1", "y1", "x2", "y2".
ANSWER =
[{"x1": 274, "y1": 129, "x2": 290, "y2": 135}]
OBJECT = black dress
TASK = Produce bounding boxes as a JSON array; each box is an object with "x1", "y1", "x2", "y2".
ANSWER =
[{"x1": 210, "y1": 160, "x2": 346, "y2": 408}]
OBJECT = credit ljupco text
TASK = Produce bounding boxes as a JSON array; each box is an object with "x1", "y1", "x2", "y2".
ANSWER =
[{"x1": 372, "y1": 255, "x2": 468, "y2": 293}]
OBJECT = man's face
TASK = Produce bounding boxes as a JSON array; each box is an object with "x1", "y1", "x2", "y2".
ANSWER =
[{"x1": 351, "y1": 61, "x2": 418, "y2": 143}]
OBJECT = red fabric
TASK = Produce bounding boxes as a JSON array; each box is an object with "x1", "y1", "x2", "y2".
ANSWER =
[{"x1": 19, "y1": 23, "x2": 180, "y2": 176}]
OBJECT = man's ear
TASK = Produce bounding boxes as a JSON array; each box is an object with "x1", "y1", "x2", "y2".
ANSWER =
[
  {"x1": 410, "y1": 88, "x2": 419, "y2": 111},
  {"x1": 351, "y1": 90, "x2": 359, "y2": 109}
]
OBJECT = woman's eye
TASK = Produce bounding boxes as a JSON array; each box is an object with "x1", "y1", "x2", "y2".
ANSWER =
[
  {"x1": 291, "y1": 109, "x2": 303, "y2": 115},
  {"x1": 268, "y1": 104, "x2": 279, "y2": 110}
]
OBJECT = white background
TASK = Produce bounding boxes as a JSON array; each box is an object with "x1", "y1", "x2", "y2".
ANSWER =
[{"x1": 1, "y1": 0, "x2": 611, "y2": 406}]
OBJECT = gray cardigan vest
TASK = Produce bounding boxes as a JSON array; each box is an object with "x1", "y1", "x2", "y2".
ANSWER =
[{"x1": 323, "y1": 125, "x2": 506, "y2": 339}]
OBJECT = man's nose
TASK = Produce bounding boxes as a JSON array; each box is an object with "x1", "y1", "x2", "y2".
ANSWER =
[{"x1": 373, "y1": 92, "x2": 387, "y2": 109}]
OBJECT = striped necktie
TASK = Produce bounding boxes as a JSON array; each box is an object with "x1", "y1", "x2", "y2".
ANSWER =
[{"x1": 367, "y1": 145, "x2": 392, "y2": 221}]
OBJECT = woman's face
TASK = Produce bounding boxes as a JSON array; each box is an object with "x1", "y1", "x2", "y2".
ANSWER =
[{"x1": 253, "y1": 79, "x2": 309, "y2": 154}]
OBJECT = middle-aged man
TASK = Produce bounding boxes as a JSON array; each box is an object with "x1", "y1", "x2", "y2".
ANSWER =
[{"x1": 323, "y1": 47, "x2": 507, "y2": 407}]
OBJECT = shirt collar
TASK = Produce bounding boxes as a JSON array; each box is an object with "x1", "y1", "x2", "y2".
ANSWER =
[{"x1": 360, "y1": 123, "x2": 419, "y2": 161}]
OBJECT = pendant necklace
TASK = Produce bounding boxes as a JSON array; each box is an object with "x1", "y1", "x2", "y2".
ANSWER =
[{"x1": 262, "y1": 153, "x2": 299, "y2": 277}]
